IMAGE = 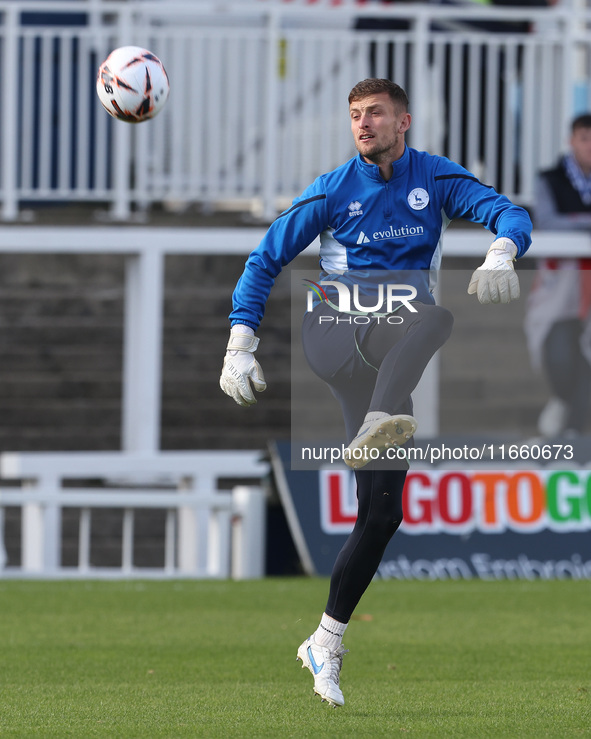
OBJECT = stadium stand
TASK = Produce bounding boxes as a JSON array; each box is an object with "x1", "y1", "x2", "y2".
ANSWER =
[{"x1": 0, "y1": 0, "x2": 589, "y2": 576}]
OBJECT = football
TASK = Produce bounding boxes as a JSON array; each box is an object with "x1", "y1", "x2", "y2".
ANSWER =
[{"x1": 96, "y1": 46, "x2": 169, "y2": 123}]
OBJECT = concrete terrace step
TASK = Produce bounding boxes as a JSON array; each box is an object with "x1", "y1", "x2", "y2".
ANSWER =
[{"x1": 0, "y1": 251, "x2": 550, "y2": 453}]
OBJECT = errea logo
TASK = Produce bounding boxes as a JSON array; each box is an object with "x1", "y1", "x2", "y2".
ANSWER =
[{"x1": 348, "y1": 200, "x2": 363, "y2": 217}]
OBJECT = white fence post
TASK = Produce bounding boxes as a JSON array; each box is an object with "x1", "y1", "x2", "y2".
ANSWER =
[
  {"x1": 231, "y1": 486, "x2": 266, "y2": 580},
  {"x1": 177, "y1": 475, "x2": 199, "y2": 575},
  {"x1": 43, "y1": 475, "x2": 62, "y2": 573},
  {"x1": 110, "y1": 4, "x2": 133, "y2": 220},
  {"x1": 79, "y1": 508, "x2": 92, "y2": 572},
  {"x1": 262, "y1": 9, "x2": 280, "y2": 221},
  {"x1": 21, "y1": 473, "x2": 60, "y2": 573},
  {"x1": 22, "y1": 480, "x2": 45, "y2": 573},
  {"x1": 0, "y1": 508, "x2": 6, "y2": 569},
  {"x1": 408, "y1": 10, "x2": 430, "y2": 154},
  {"x1": 1, "y1": 4, "x2": 19, "y2": 221},
  {"x1": 122, "y1": 248, "x2": 164, "y2": 453},
  {"x1": 122, "y1": 508, "x2": 135, "y2": 574},
  {"x1": 207, "y1": 508, "x2": 232, "y2": 578}
]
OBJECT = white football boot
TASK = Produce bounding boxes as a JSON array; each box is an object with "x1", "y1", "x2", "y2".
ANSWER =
[
  {"x1": 296, "y1": 635, "x2": 348, "y2": 707},
  {"x1": 345, "y1": 413, "x2": 417, "y2": 469}
]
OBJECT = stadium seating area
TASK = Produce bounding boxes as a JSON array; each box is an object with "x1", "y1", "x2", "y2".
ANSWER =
[{"x1": 0, "y1": 0, "x2": 587, "y2": 574}]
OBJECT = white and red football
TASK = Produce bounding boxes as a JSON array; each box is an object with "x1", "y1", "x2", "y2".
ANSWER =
[{"x1": 96, "y1": 46, "x2": 169, "y2": 123}]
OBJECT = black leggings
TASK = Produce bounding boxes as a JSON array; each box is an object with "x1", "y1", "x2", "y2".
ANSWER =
[
  {"x1": 325, "y1": 467, "x2": 406, "y2": 623},
  {"x1": 543, "y1": 319, "x2": 591, "y2": 433},
  {"x1": 302, "y1": 301, "x2": 454, "y2": 622}
]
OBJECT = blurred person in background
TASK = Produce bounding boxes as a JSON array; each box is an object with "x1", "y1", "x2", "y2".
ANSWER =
[{"x1": 525, "y1": 113, "x2": 591, "y2": 438}]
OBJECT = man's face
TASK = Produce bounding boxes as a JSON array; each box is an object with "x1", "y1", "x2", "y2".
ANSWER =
[
  {"x1": 349, "y1": 92, "x2": 411, "y2": 162},
  {"x1": 570, "y1": 126, "x2": 591, "y2": 174}
]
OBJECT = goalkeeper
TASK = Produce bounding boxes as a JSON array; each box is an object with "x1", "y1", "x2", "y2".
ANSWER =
[{"x1": 220, "y1": 78, "x2": 531, "y2": 708}]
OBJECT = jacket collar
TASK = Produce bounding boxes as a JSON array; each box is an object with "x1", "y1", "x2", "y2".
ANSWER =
[{"x1": 355, "y1": 145, "x2": 410, "y2": 182}]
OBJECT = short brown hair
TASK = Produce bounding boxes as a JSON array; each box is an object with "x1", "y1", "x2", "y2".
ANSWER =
[
  {"x1": 348, "y1": 79, "x2": 409, "y2": 111},
  {"x1": 572, "y1": 113, "x2": 591, "y2": 133}
]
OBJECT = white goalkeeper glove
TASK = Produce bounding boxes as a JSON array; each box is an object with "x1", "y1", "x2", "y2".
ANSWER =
[
  {"x1": 219, "y1": 325, "x2": 267, "y2": 407},
  {"x1": 467, "y1": 238, "x2": 520, "y2": 304}
]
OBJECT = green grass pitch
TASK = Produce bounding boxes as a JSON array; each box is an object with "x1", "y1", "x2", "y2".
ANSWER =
[{"x1": 1, "y1": 578, "x2": 590, "y2": 737}]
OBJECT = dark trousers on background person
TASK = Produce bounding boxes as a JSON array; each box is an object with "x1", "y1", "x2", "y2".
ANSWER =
[{"x1": 543, "y1": 318, "x2": 591, "y2": 434}]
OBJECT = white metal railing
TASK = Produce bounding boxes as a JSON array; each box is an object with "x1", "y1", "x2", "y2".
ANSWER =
[
  {"x1": 0, "y1": 1, "x2": 588, "y2": 220},
  {"x1": 0, "y1": 451, "x2": 268, "y2": 578},
  {"x1": 0, "y1": 225, "x2": 589, "y2": 578}
]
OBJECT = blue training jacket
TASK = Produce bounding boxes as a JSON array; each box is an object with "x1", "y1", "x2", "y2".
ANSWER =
[{"x1": 230, "y1": 146, "x2": 533, "y2": 330}]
